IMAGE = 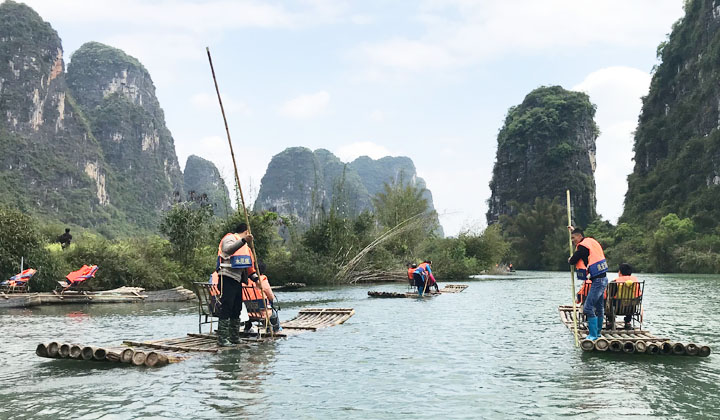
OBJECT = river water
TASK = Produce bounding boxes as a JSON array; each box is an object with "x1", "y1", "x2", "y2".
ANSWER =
[{"x1": 1, "y1": 271, "x2": 719, "y2": 419}]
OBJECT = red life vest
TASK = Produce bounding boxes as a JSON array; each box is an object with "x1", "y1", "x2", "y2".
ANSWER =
[
  {"x1": 407, "y1": 267, "x2": 415, "y2": 280},
  {"x1": 575, "y1": 237, "x2": 608, "y2": 280},
  {"x1": 217, "y1": 233, "x2": 255, "y2": 273}
]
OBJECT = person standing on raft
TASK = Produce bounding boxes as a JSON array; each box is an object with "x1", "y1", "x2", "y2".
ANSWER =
[
  {"x1": 413, "y1": 260, "x2": 438, "y2": 296},
  {"x1": 567, "y1": 226, "x2": 608, "y2": 341},
  {"x1": 216, "y1": 222, "x2": 254, "y2": 346}
]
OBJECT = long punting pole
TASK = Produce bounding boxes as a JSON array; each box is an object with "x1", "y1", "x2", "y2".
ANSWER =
[
  {"x1": 206, "y1": 47, "x2": 273, "y2": 338},
  {"x1": 567, "y1": 190, "x2": 579, "y2": 347}
]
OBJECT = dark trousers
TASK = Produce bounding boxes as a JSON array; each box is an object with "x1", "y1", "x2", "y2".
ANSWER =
[
  {"x1": 413, "y1": 273, "x2": 425, "y2": 294},
  {"x1": 218, "y1": 275, "x2": 243, "y2": 320}
]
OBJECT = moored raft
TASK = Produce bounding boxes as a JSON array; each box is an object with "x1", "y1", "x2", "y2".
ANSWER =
[
  {"x1": 35, "y1": 308, "x2": 355, "y2": 367},
  {"x1": 0, "y1": 286, "x2": 196, "y2": 309},
  {"x1": 368, "y1": 284, "x2": 469, "y2": 298},
  {"x1": 558, "y1": 305, "x2": 711, "y2": 357}
]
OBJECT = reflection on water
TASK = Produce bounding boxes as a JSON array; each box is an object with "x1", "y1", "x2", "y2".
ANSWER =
[{"x1": 1, "y1": 273, "x2": 720, "y2": 419}]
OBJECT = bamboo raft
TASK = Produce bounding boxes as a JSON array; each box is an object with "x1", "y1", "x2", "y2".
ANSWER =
[
  {"x1": 0, "y1": 286, "x2": 196, "y2": 309},
  {"x1": 559, "y1": 306, "x2": 711, "y2": 356},
  {"x1": 368, "y1": 284, "x2": 469, "y2": 298},
  {"x1": 35, "y1": 308, "x2": 355, "y2": 367}
]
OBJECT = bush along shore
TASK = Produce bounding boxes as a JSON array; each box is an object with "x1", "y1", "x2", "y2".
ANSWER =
[{"x1": 0, "y1": 181, "x2": 510, "y2": 292}]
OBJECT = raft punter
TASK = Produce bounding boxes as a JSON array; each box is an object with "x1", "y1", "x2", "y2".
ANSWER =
[
  {"x1": 216, "y1": 222, "x2": 254, "y2": 346},
  {"x1": 413, "y1": 260, "x2": 438, "y2": 296},
  {"x1": 567, "y1": 226, "x2": 608, "y2": 341}
]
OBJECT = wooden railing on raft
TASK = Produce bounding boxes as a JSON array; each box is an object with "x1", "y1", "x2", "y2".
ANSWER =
[
  {"x1": 558, "y1": 305, "x2": 711, "y2": 356},
  {"x1": 34, "y1": 308, "x2": 355, "y2": 368}
]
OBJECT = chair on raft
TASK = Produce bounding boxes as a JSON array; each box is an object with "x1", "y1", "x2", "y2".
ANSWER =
[
  {"x1": 0, "y1": 268, "x2": 36, "y2": 293},
  {"x1": 241, "y1": 282, "x2": 275, "y2": 333},
  {"x1": 192, "y1": 273, "x2": 221, "y2": 334},
  {"x1": 605, "y1": 279, "x2": 645, "y2": 331},
  {"x1": 56, "y1": 265, "x2": 98, "y2": 294}
]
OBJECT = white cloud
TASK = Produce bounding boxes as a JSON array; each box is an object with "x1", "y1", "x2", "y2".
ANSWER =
[
  {"x1": 23, "y1": 0, "x2": 343, "y2": 32},
  {"x1": 351, "y1": 0, "x2": 682, "y2": 79},
  {"x1": 190, "y1": 93, "x2": 251, "y2": 116},
  {"x1": 572, "y1": 66, "x2": 652, "y2": 223},
  {"x1": 279, "y1": 91, "x2": 330, "y2": 119},
  {"x1": 335, "y1": 141, "x2": 394, "y2": 161},
  {"x1": 369, "y1": 109, "x2": 385, "y2": 122}
]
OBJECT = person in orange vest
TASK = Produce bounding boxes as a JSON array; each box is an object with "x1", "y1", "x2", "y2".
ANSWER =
[
  {"x1": 243, "y1": 262, "x2": 281, "y2": 334},
  {"x1": 216, "y1": 222, "x2": 254, "y2": 346},
  {"x1": 567, "y1": 226, "x2": 608, "y2": 341},
  {"x1": 612, "y1": 263, "x2": 642, "y2": 330},
  {"x1": 413, "y1": 260, "x2": 438, "y2": 295},
  {"x1": 406, "y1": 263, "x2": 417, "y2": 286}
]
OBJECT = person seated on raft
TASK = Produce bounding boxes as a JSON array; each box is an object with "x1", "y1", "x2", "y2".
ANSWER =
[
  {"x1": 243, "y1": 262, "x2": 281, "y2": 334},
  {"x1": 406, "y1": 262, "x2": 417, "y2": 286},
  {"x1": 611, "y1": 263, "x2": 641, "y2": 330}
]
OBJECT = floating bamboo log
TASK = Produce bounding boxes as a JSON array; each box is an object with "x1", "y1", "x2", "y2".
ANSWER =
[
  {"x1": 120, "y1": 348, "x2": 134, "y2": 364},
  {"x1": 686, "y1": 343, "x2": 699, "y2": 356},
  {"x1": 580, "y1": 339, "x2": 595, "y2": 351},
  {"x1": 35, "y1": 343, "x2": 48, "y2": 358},
  {"x1": 635, "y1": 341, "x2": 647, "y2": 353},
  {"x1": 646, "y1": 343, "x2": 660, "y2": 355},
  {"x1": 59, "y1": 343, "x2": 72, "y2": 358},
  {"x1": 623, "y1": 341, "x2": 636, "y2": 353},
  {"x1": 131, "y1": 350, "x2": 147, "y2": 366},
  {"x1": 47, "y1": 342, "x2": 59, "y2": 358},
  {"x1": 699, "y1": 346, "x2": 711, "y2": 357},
  {"x1": 70, "y1": 344, "x2": 82, "y2": 359},
  {"x1": 672, "y1": 342, "x2": 686, "y2": 355},
  {"x1": 660, "y1": 342, "x2": 673, "y2": 355},
  {"x1": 144, "y1": 352, "x2": 169, "y2": 367},
  {"x1": 609, "y1": 340, "x2": 623, "y2": 352},
  {"x1": 594, "y1": 338, "x2": 610, "y2": 351}
]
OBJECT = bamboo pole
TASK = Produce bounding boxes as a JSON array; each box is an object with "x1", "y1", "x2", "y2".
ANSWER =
[
  {"x1": 566, "y1": 190, "x2": 579, "y2": 347},
  {"x1": 634, "y1": 340, "x2": 647, "y2": 353},
  {"x1": 47, "y1": 342, "x2": 59, "y2": 358},
  {"x1": 131, "y1": 350, "x2": 147, "y2": 366},
  {"x1": 699, "y1": 345, "x2": 711, "y2": 357},
  {"x1": 35, "y1": 343, "x2": 48, "y2": 358},
  {"x1": 685, "y1": 343, "x2": 699, "y2": 356},
  {"x1": 206, "y1": 47, "x2": 272, "y2": 339},
  {"x1": 120, "y1": 348, "x2": 134, "y2": 363}
]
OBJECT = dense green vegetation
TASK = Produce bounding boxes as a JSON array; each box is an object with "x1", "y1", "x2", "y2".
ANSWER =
[
  {"x1": 624, "y1": 0, "x2": 720, "y2": 232},
  {"x1": 487, "y1": 86, "x2": 599, "y2": 228},
  {"x1": 0, "y1": 179, "x2": 510, "y2": 292}
]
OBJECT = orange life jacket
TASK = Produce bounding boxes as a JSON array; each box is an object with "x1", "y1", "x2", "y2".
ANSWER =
[
  {"x1": 242, "y1": 276, "x2": 272, "y2": 320},
  {"x1": 407, "y1": 267, "x2": 415, "y2": 280},
  {"x1": 614, "y1": 275, "x2": 642, "y2": 298},
  {"x1": 217, "y1": 233, "x2": 255, "y2": 273},
  {"x1": 575, "y1": 237, "x2": 608, "y2": 280},
  {"x1": 576, "y1": 279, "x2": 607, "y2": 303}
]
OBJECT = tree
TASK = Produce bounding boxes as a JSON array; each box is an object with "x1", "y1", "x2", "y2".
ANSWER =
[
  {"x1": 160, "y1": 200, "x2": 213, "y2": 264},
  {"x1": 372, "y1": 176, "x2": 437, "y2": 259},
  {"x1": 499, "y1": 198, "x2": 567, "y2": 270}
]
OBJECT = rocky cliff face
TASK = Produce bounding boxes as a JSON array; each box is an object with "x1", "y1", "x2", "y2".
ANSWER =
[
  {"x1": 487, "y1": 86, "x2": 599, "y2": 228},
  {"x1": 0, "y1": 1, "x2": 109, "y2": 224},
  {"x1": 623, "y1": 0, "x2": 720, "y2": 231},
  {"x1": 254, "y1": 147, "x2": 440, "y2": 229},
  {"x1": 183, "y1": 155, "x2": 231, "y2": 218},
  {"x1": 67, "y1": 42, "x2": 184, "y2": 228}
]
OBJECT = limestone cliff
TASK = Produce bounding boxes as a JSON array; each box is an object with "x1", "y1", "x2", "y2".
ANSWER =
[
  {"x1": 0, "y1": 1, "x2": 109, "y2": 224},
  {"x1": 183, "y1": 155, "x2": 231, "y2": 218},
  {"x1": 487, "y1": 86, "x2": 599, "y2": 227},
  {"x1": 254, "y1": 147, "x2": 441, "y2": 231},
  {"x1": 67, "y1": 42, "x2": 184, "y2": 228},
  {"x1": 623, "y1": 0, "x2": 720, "y2": 231}
]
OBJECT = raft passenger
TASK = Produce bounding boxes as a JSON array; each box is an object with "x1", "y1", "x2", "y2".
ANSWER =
[
  {"x1": 216, "y1": 222, "x2": 254, "y2": 346},
  {"x1": 612, "y1": 263, "x2": 642, "y2": 330},
  {"x1": 567, "y1": 226, "x2": 608, "y2": 341},
  {"x1": 413, "y1": 260, "x2": 438, "y2": 295},
  {"x1": 243, "y1": 262, "x2": 281, "y2": 333},
  {"x1": 406, "y1": 263, "x2": 417, "y2": 286}
]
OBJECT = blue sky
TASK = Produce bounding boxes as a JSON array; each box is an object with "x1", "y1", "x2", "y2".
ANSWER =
[{"x1": 22, "y1": 0, "x2": 685, "y2": 235}]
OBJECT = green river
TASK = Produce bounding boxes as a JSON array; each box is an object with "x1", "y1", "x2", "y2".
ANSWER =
[{"x1": 1, "y1": 271, "x2": 719, "y2": 419}]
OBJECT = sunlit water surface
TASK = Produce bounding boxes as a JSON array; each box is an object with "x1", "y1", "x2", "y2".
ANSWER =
[{"x1": 1, "y1": 272, "x2": 719, "y2": 419}]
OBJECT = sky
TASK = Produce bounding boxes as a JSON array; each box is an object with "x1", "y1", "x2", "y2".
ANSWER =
[{"x1": 20, "y1": 0, "x2": 685, "y2": 236}]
